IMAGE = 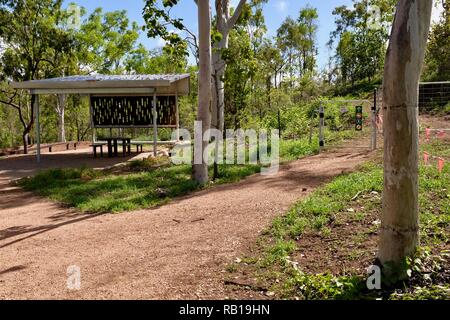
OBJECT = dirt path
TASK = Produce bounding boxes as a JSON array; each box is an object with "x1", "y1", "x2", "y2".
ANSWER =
[{"x1": 0, "y1": 142, "x2": 375, "y2": 299}]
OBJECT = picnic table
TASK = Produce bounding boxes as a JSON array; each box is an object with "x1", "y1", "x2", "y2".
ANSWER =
[{"x1": 98, "y1": 137, "x2": 131, "y2": 157}]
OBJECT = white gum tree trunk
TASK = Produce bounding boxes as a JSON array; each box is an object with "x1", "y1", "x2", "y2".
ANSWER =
[
  {"x1": 211, "y1": 0, "x2": 247, "y2": 177},
  {"x1": 211, "y1": 0, "x2": 247, "y2": 130},
  {"x1": 56, "y1": 94, "x2": 66, "y2": 143},
  {"x1": 379, "y1": 0, "x2": 433, "y2": 274},
  {"x1": 193, "y1": 0, "x2": 212, "y2": 184},
  {"x1": 211, "y1": 1, "x2": 226, "y2": 133}
]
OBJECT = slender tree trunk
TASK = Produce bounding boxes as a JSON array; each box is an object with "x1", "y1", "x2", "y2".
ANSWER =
[
  {"x1": 211, "y1": 0, "x2": 247, "y2": 133},
  {"x1": 56, "y1": 94, "x2": 66, "y2": 143},
  {"x1": 212, "y1": 44, "x2": 227, "y2": 180},
  {"x1": 193, "y1": 0, "x2": 212, "y2": 184},
  {"x1": 212, "y1": 32, "x2": 228, "y2": 132},
  {"x1": 21, "y1": 94, "x2": 36, "y2": 154},
  {"x1": 22, "y1": 133, "x2": 28, "y2": 154},
  {"x1": 211, "y1": 0, "x2": 247, "y2": 179},
  {"x1": 379, "y1": 0, "x2": 433, "y2": 278}
]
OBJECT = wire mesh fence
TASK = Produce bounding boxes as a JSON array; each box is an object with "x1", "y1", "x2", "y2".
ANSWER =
[{"x1": 419, "y1": 81, "x2": 450, "y2": 110}]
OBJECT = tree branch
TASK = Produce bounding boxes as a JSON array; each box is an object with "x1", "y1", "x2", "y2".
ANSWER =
[
  {"x1": 0, "y1": 98, "x2": 20, "y2": 110},
  {"x1": 0, "y1": 90, "x2": 28, "y2": 129},
  {"x1": 0, "y1": 90, "x2": 20, "y2": 109},
  {"x1": 227, "y1": 0, "x2": 247, "y2": 29}
]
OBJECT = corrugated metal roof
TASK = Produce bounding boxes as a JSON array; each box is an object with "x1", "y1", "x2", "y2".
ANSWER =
[
  {"x1": 10, "y1": 73, "x2": 191, "y2": 95},
  {"x1": 23, "y1": 73, "x2": 190, "y2": 83}
]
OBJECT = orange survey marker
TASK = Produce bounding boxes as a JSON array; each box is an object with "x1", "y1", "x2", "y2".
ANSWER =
[
  {"x1": 438, "y1": 157, "x2": 445, "y2": 174},
  {"x1": 425, "y1": 128, "x2": 431, "y2": 142},
  {"x1": 423, "y1": 152, "x2": 430, "y2": 165},
  {"x1": 376, "y1": 114, "x2": 383, "y2": 131},
  {"x1": 422, "y1": 152, "x2": 447, "y2": 173}
]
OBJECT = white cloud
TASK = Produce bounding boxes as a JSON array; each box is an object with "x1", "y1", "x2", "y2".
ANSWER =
[
  {"x1": 156, "y1": 37, "x2": 166, "y2": 48},
  {"x1": 275, "y1": 0, "x2": 288, "y2": 13}
]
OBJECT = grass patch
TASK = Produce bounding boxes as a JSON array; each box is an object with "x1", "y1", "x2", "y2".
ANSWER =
[
  {"x1": 280, "y1": 128, "x2": 357, "y2": 162},
  {"x1": 20, "y1": 165, "x2": 197, "y2": 213},
  {"x1": 271, "y1": 162, "x2": 382, "y2": 241},
  {"x1": 19, "y1": 163, "x2": 261, "y2": 213},
  {"x1": 277, "y1": 247, "x2": 450, "y2": 300}
]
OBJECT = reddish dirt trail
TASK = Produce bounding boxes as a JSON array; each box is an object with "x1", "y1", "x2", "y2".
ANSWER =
[{"x1": 0, "y1": 143, "x2": 375, "y2": 299}]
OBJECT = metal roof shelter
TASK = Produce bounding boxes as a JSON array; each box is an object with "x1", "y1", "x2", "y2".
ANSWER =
[{"x1": 11, "y1": 74, "x2": 190, "y2": 162}]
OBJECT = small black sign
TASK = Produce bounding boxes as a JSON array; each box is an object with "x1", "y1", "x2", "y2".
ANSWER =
[{"x1": 355, "y1": 106, "x2": 363, "y2": 131}]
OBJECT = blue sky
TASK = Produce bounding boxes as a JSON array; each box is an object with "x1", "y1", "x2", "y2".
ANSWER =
[{"x1": 64, "y1": 0, "x2": 443, "y2": 69}]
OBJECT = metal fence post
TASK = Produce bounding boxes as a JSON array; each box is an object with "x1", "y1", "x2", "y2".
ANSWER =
[{"x1": 371, "y1": 88, "x2": 378, "y2": 151}]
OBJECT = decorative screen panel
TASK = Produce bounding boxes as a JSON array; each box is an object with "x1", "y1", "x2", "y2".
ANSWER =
[{"x1": 91, "y1": 96, "x2": 176, "y2": 127}]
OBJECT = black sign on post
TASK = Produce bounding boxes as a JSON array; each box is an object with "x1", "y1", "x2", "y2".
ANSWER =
[{"x1": 355, "y1": 106, "x2": 363, "y2": 131}]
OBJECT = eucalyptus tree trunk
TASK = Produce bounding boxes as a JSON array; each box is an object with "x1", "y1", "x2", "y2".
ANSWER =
[
  {"x1": 193, "y1": 0, "x2": 212, "y2": 185},
  {"x1": 211, "y1": 0, "x2": 247, "y2": 128},
  {"x1": 56, "y1": 94, "x2": 66, "y2": 143},
  {"x1": 379, "y1": 0, "x2": 433, "y2": 277},
  {"x1": 212, "y1": 0, "x2": 247, "y2": 179}
]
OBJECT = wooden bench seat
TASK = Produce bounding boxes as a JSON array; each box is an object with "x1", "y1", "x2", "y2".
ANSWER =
[
  {"x1": 90, "y1": 142, "x2": 107, "y2": 158},
  {"x1": 130, "y1": 142, "x2": 144, "y2": 153},
  {"x1": 48, "y1": 142, "x2": 78, "y2": 153}
]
